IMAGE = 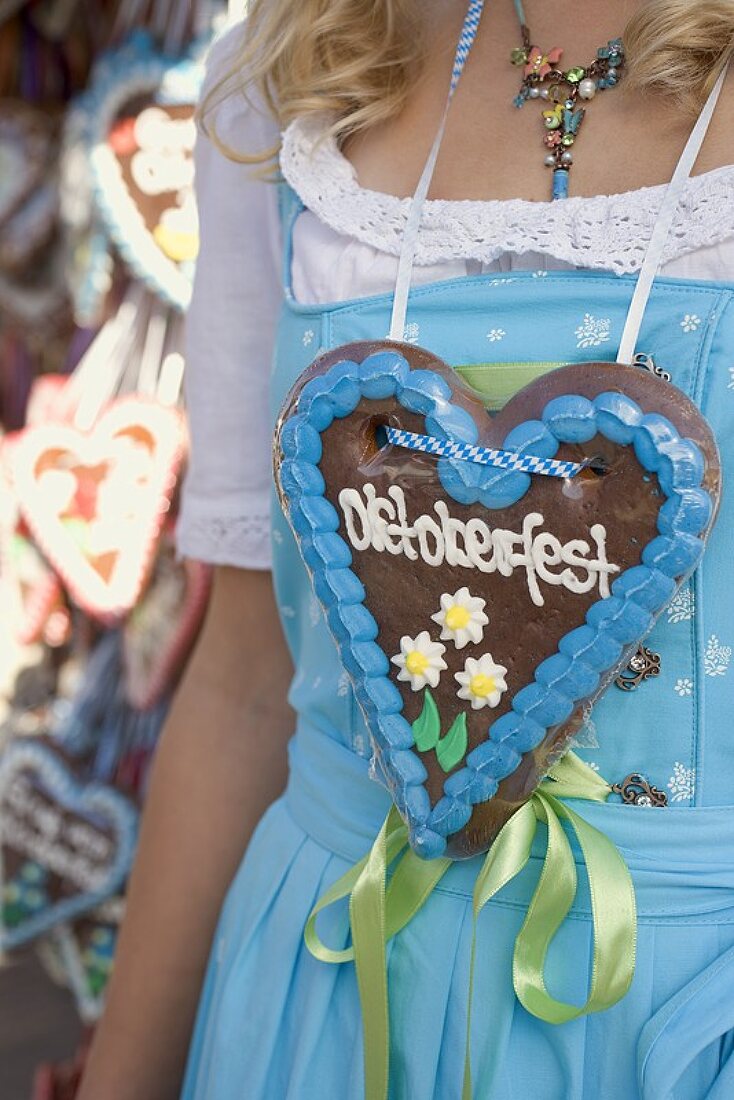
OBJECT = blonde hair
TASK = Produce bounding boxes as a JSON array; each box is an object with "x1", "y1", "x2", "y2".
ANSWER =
[
  {"x1": 625, "y1": 0, "x2": 734, "y2": 105},
  {"x1": 202, "y1": 0, "x2": 734, "y2": 165}
]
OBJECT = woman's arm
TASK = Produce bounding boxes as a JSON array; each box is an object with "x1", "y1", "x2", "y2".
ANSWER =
[
  {"x1": 80, "y1": 21, "x2": 287, "y2": 1094},
  {"x1": 78, "y1": 565, "x2": 293, "y2": 1100}
]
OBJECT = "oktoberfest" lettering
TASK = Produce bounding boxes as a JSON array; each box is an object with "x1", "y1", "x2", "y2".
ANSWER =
[{"x1": 338, "y1": 484, "x2": 619, "y2": 607}]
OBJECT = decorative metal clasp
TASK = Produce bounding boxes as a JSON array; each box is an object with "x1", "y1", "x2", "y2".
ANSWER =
[
  {"x1": 611, "y1": 773, "x2": 668, "y2": 807},
  {"x1": 615, "y1": 645, "x2": 661, "y2": 691},
  {"x1": 633, "y1": 352, "x2": 672, "y2": 383}
]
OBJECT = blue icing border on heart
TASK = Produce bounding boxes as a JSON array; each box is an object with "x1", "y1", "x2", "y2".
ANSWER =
[
  {"x1": 278, "y1": 350, "x2": 714, "y2": 859},
  {"x1": 0, "y1": 741, "x2": 139, "y2": 948}
]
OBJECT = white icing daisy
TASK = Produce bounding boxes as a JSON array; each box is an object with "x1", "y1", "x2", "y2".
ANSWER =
[
  {"x1": 431, "y1": 587, "x2": 489, "y2": 649},
  {"x1": 455, "y1": 654, "x2": 508, "y2": 710},
  {"x1": 391, "y1": 631, "x2": 447, "y2": 692}
]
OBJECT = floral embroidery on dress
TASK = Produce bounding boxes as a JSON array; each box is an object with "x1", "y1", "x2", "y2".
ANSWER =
[
  {"x1": 587, "y1": 761, "x2": 600, "y2": 773},
  {"x1": 281, "y1": 605, "x2": 296, "y2": 619},
  {"x1": 667, "y1": 585, "x2": 694, "y2": 623},
  {"x1": 667, "y1": 761, "x2": 696, "y2": 802},
  {"x1": 674, "y1": 677, "x2": 693, "y2": 696},
  {"x1": 353, "y1": 732, "x2": 368, "y2": 758},
  {"x1": 302, "y1": 329, "x2": 315, "y2": 346},
  {"x1": 574, "y1": 313, "x2": 611, "y2": 349},
  {"x1": 403, "y1": 322, "x2": 420, "y2": 344},
  {"x1": 489, "y1": 277, "x2": 515, "y2": 287},
  {"x1": 308, "y1": 595, "x2": 322, "y2": 627},
  {"x1": 569, "y1": 707, "x2": 599, "y2": 749},
  {"x1": 704, "y1": 634, "x2": 732, "y2": 677},
  {"x1": 680, "y1": 314, "x2": 701, "y2": 333},
  {"x1": 532, "y1": 270, "x2": 548, "y2": 278},
  {"x1": 486, "y1": 328, "x2": 506, "y2": 342},
  {"x1": 337, "y1": 670, "x2": 351, "y2": 697},
  {"x1": 272, "y1": 528, "x2": 284, "y2": 545}
]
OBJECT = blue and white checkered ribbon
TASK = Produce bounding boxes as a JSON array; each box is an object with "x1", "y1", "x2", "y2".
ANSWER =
[
  {"x1": 385, "y1": 427, "x2": 584, "y2": 478},
  {"x1": 389, "y1": 0, "x2": 485, "y2": 342},
  {"x1": 450, "y1": 0, "x2": 484, "y2": 92}
]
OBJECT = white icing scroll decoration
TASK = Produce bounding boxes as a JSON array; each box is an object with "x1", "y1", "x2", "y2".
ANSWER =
[
  {"x1": 130, "y1": 107, "x2": 195, "y2": 196},
  {"x1": 133, "y1": 107, "x2": 195, "y2": 156},
  {"x1": 338, "y1": 484, "x2": 619, "y2": 608},
  {"x1": 4, "y1": 775, "x2": 113, "y2": 892}
]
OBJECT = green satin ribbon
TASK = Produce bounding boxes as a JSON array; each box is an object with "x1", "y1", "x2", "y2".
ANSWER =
[
  {"x1": 304, "y1": 753, "x2": 637, "y2": 1100},
  {"x1": 454, "y1": 361, "x2": 567, "y2": 411}
]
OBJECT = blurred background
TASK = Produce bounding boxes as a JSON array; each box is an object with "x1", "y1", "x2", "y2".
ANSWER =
[{"x1": 0, "y1": 3, "x2": 240, "y2": 1095}]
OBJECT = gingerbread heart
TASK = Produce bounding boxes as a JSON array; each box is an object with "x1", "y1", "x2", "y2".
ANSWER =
[
  {"x1": 275, "y1": 342, "x2": 721, "y2": 858},
  {"x1": 24, "y1": 373, "x2": 72, "y2": 428},
  {"x1": 0, "y1": 740, "x2": 137, "y2": 948},
  {"x1": 85, "y1": 34, "x2": 203, "y2": 310},
  {"x1": 0, "y1": 435, "x2": 68, "y2": 647},
  {"x1": 123, "y1": 528, "x2": 212, "y2": 710},
  {"x1": 3, "y1": 519, "x2": 69, "y2": 647},
  {"x1": 10, "y1": 398, "x2": 187, "y2": 622},
  {"x1": 54, "y1": 896, "x2": 124, "y2": 1023}
]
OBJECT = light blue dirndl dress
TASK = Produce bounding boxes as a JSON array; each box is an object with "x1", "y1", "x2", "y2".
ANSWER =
[{"x1": 182, "y1": 19, "x2": 734, "y2": 1100}]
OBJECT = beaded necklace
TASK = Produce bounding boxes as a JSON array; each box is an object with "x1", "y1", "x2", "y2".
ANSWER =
[{"x1": 510, "y1": 0, "x2": 625, "y2": 200}]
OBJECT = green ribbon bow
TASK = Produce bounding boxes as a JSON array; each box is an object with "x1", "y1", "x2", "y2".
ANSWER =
[{"x1": 305, "y1": 752, "x2": 637, "y2": 1100}]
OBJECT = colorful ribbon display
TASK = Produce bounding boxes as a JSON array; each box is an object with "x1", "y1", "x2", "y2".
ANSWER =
[{"x1": 305, "y1": 752, "x2": 637, "y2": 1100}]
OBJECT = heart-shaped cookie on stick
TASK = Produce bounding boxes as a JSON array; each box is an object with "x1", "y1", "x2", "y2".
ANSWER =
[
  {"x1": 275, "y1": 343, "x2": 720, "y2": 859},
  {"x1": 1, "y1": 428, "x2": 69, "y2": 648},
  {"x1": 53, "y1": 895, "x2": 125, "y2": 1023},
  {"x1": 1, "y1": 517, "x2": 69, "y2": 647},
  {"x1": 0, "y1": 740, "x2": 137, "y2": 948},
  {"x1": 84, "y1": 34, "x2": 204, "y2": 310},
  {"x1": 10, "y1": 398, "x2": 187, "y2": 623}
]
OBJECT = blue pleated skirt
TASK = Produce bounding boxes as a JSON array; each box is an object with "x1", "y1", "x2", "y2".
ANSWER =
[{"x1": 181, "y1": 723, "x2": 734, "y2": 1100}]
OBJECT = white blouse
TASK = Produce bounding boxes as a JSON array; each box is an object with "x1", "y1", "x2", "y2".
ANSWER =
[{"x1": 177, "y1": 27, "x2": 734, "y2": 571}]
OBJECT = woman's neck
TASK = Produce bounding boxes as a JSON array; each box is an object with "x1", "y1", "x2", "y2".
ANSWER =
[{"x1": 343, "y1": 0, "x2": 733, "y2": 204}]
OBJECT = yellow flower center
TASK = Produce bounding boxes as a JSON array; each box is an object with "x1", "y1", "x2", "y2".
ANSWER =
[
  {"x1": 469, "y1": 674, "x2": 496, "y2": 699},
  {"x1": 406, "y1": 651, "x2": 429, "y2": 676},
  {"x1": 445, "y1": 606, "x2": 471, "y2": 631}
]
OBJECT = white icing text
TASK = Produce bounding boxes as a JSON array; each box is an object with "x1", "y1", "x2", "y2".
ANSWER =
[{"x1": 338, "y1": 484, "x2": 619, "y2": 607}]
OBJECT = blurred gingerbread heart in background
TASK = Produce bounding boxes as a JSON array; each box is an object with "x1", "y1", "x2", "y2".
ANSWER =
[
  {"x1": 10, "y1": 398, "x2": 187, "y2": 621},
  {"x1": 84, "y1": 33, "x2": 204, "y2": 311}
]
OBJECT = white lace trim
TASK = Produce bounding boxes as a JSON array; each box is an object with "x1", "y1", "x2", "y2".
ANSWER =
[
  {"x1": 280, "y1": 115, "x2": 734, "y2": 276},
  {"x1": 176, "y1": 514, "x2": 272, "y2": 571}
]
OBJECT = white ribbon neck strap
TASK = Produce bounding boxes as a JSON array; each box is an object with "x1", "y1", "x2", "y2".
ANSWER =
[
  {"x1": 389, "y1": 0, "x2": 485, "y2": 342},
  {"x1": 617, "y1": 63, "x2": 729, "y2": 364}
]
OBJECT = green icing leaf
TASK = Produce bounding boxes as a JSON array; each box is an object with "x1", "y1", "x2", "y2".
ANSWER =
[
  {"x1": 412, "y1": 689, "x2": 440, "y2": 752},
  {"x1": 3, "y1": 903, "x2": 24, "y2": 928},
  {"x1": 87, "y1": 968, "x2": 108, "y2": 997},
  {"x1": 436, "y1": 712, "x2": 468, "y2": 774}
]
